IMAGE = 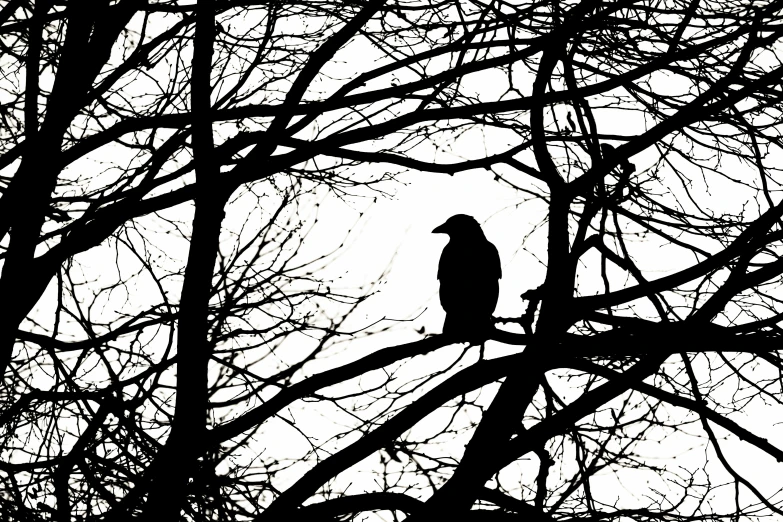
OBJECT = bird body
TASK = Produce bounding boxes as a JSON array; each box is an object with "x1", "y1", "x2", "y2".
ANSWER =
[{"x1": 432, "y1": 215, "x2": 501, "y2": 340}]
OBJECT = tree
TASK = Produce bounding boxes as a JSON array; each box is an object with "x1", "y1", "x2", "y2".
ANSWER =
[{"x1": 2, "y1": 0, "x2": 783, "y2": 520}]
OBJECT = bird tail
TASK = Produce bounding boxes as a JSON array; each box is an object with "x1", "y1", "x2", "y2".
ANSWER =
[{"x1": 443, "y1": 314, "x2": 493, "y2": 342}]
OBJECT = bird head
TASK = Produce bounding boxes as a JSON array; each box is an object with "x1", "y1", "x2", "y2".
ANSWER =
[{"x1": 432, "y1": 214, "x2": 484, "y2": 239}]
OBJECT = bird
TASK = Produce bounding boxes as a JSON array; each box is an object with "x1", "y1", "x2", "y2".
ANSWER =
[
  {"x1": 566, "y1": 112, "x2": 576, "y2": 133},
  {"x1": 432, "y1": 214, "x2": 501, "y2": 341}
]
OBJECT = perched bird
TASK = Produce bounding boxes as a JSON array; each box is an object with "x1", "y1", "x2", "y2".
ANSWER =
[
  {"x1": 566, "y1": 112, "x2": 577, "y2": 133},
  {"x1": 432, "y1": 214, "x2": 501, "y2": 341}
]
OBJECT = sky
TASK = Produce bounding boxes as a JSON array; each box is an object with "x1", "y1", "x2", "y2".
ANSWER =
[{"x1": 8, "y1": 3, "x2": 783, "y2": 517}]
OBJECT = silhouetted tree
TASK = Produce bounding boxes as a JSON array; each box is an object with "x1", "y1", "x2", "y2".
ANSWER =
[{"x1": 3, "y1": 1, "x2": 783, "y2": 521}]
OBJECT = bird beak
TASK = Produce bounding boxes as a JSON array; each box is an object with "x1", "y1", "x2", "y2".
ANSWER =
[{"x1": 432, "y1": 223, "x2": 447, "y2": 234}]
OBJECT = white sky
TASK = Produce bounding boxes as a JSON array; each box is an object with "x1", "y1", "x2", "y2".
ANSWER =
[{"x1": 7, "y1": 3, "x2": 783, "y2": 518}]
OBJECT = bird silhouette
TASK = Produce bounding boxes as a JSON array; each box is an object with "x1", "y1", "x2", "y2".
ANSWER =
[
  {"x1": 566, "y1": 112, "x2": 577, "y2": 132},
  {"x1": 432, "y1": 214, "x2": 501, "y2": 341}
]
